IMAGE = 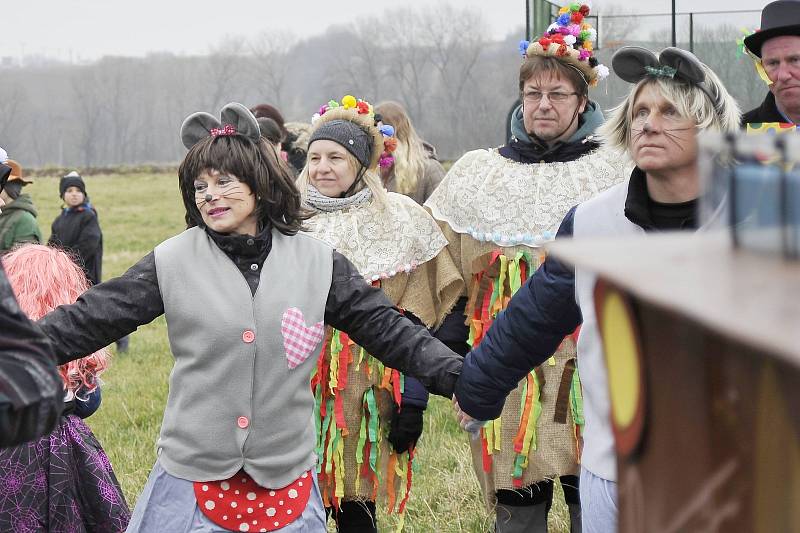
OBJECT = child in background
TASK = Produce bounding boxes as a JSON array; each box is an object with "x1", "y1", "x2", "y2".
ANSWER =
[
  {"x1": 0, "y1": 244, "x2": 130, "y2": 532},
  {"x1": 49, "y1": 171, "x2": 130, "y2": 353},
  {"x1": 48, "y1": 171, "x2": 103, "y2": 286}
]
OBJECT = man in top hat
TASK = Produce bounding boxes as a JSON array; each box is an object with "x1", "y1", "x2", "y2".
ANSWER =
[
  {"x1": 0, "y1": 159, "x2": 42, "y2": 251},
  {"x1": 743, "y1": 0, "x2": 800, "y2": 125}
]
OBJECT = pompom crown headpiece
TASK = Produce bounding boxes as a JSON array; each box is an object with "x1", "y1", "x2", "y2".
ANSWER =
[{"x1": 518, "y1": 3, "x2": 609, "y2": 86}]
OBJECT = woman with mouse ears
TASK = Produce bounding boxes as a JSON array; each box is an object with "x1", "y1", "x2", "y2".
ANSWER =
[
  {"x1": 296, "y1": 95, "x2": 463, "y2": 532},
  {"x1": 36, "y1": 102, "x2": 464, "y2": 533}
]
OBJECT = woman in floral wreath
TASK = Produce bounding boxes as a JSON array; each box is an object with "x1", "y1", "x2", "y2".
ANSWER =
[{"x1": 296, "y1": 95, "x2": 463, "y2": 532}]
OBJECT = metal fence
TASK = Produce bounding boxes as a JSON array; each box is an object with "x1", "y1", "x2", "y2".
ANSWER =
[{"x1": 525, "y1": 1, "x2": 764, "y2": 117}]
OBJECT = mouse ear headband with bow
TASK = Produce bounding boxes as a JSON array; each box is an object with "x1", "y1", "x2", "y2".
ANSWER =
[
  {"x1": 611, "y1": 46, "x2": 722, "y2": 110},
  {"x1": 180, "y1": 102, "x2": 262, "y2": 149}
]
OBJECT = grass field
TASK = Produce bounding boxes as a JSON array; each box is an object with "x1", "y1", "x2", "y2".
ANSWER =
[{"x1": 25, "y1": 173, "x2": 569, "y2": 532}]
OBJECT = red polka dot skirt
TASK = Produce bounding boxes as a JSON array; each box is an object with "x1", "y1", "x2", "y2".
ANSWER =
[{"x1": 193, "y1": 470, "x2": 312, "y2": 532}]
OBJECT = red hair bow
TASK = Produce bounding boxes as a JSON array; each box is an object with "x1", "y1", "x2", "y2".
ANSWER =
[{"x1": 210, "y1": 124, "x2": 237, "y2": 137}]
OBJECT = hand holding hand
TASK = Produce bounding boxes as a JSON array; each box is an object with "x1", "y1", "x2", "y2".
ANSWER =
[{"x1": 452, "y1": 395, "x2": 485, "y2": 437}]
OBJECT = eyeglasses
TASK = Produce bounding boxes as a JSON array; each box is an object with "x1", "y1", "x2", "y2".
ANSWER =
[{"x1": 523, "y1": 91, "x2": 578, "y2": 103}]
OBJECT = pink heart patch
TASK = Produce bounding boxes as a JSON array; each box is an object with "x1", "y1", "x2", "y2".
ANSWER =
[{"x1": 281, "y1": 307, "x2": 325, "y2": 369}]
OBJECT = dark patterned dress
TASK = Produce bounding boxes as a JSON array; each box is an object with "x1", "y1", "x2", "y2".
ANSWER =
[{"x1": 0, "y1": 413, "x2": 130, "y2": 532}]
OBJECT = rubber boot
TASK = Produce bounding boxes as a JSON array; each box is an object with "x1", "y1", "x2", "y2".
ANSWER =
[
  {"x1": 567, "y1": 503, "x2": 582, "y2": 533},
  {"x1": 333, "y1": 500, "x2": 377, "y2": 533},
  {"x1": 495, "y1": 502, "x2": 549, "y2": 533},
  {"x1": 561, "y1": 474, "x2": 582, "y2": 533},
  {"x1": 495, "y1": 481, "x2": 553, "y2": 533}
]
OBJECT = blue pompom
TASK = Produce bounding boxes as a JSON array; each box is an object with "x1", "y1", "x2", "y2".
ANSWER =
[
  {"x1": 558, "y1": 13, "x2": 571, "y2": 25},
  {"x1": 518, "y1": 40, "x2": 530, "y2": 57},
  {"x1": 380, "y1": 124, "x2": 395, "y2": 137}
]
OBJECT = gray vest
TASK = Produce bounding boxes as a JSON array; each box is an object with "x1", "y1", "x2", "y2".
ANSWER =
[{"x1": 154, "y1": 227, "x2": 332, "y2": 488}]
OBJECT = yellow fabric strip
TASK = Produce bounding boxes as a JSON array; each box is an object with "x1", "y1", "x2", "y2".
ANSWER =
[
  {"x1": 520, "y1": 372, "x2": 542, "y2": 462},
  {"x1": 493, "y1": 417, "x2": 502, "y2": 452}
]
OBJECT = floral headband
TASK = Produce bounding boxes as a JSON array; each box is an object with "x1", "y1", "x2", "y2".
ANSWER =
[{"x1": 310, "y1": 95, "x2": 397, "y2": 169}]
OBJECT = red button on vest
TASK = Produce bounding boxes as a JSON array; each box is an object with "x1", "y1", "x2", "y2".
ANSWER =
[
  {"x1": 237, "y1": 416, "x2": 249, "y2": 429},
  {"x1": 242, "y1": 330, "x2": 255, "y2": 343}
]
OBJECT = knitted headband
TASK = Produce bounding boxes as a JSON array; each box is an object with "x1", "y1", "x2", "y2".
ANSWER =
[{"x1": 309, "y1": 119, "x2": 373, "y2": 168}]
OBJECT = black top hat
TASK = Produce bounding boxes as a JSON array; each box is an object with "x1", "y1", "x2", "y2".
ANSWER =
[{"x1": 744, "y1": 0, "x2": 800, "y2": 58}]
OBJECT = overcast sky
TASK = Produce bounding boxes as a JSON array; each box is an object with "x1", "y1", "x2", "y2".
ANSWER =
[{"x1": 2, "y1": 0, "x2": 769, "y2": 61}]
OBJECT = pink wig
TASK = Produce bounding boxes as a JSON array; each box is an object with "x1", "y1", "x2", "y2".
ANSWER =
[{"x1": 2, "y1": 244, "x2": 109, "y2": 394}]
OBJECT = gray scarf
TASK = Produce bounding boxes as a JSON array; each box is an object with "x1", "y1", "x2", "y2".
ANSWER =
[{"x1": 305, "y1": 184, "x2": 373, "y2": 213}]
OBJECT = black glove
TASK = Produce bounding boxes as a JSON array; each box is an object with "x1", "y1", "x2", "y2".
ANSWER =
[{"x1": 388, "y1": 405, "x2": 424, "y2": 454}]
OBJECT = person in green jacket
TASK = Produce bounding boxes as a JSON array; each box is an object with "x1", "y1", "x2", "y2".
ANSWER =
[{"x1": 0, "y1": 159, "x2": 42, "y2": 251}]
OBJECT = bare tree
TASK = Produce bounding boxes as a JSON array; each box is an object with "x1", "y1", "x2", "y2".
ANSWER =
[
  {"x1": 0, "y1": 83, "x2": 28, "y2": 156},
  {"x1": 70, "y1": 66, "x2": 108, "y2": 167},
  {"x1": 327, "y1": 17, "x2": 389, "y2": 100},
  {"x1": 418, "y1": 4, "x2": 489, "y2": 153},
  {"x1": 248, "y1": 30, "x2": 297, "y2": 109},
  {"x1": 383, "y1": 7, "x2": 432, "y2": 120},
  {"x1": 205, "y1": 36, "x2": 248, "y2": 110}
]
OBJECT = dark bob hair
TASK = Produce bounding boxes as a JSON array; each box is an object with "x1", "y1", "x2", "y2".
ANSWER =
[{"x1": 177, "y1": 134, "x2": 308, "y2": 235}]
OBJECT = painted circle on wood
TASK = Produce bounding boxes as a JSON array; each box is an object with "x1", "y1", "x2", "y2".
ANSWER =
[{"x1": 601, "y1": 290, "x2": 641, "y2": 431}]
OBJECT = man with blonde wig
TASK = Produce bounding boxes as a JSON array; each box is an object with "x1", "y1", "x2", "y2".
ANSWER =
[{"x1": 453, "y1": 46, "x2": 740, "y2": 533}]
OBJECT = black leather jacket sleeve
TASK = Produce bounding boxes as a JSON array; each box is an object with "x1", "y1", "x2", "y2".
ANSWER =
[
  {"x1": 38, "y1": 252, "x2": 164, "y2": 365},
  {"x1": 0, "y1": 263, "x2": 64, "y2": 446},
  {"x1": 325, "y1": 251, "x2": 462, "y2": 398}
]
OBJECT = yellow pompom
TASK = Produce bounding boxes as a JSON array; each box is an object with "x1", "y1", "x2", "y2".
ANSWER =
[
  {"x1": 559, "y1": 6, "x2": 569, "y2": 14},
  {"x1": 584, "y1": 41, "x2": 593, "y2": 51},
  {"x1": 342, "y1": 95, "x2": 357, "y2": 109}
]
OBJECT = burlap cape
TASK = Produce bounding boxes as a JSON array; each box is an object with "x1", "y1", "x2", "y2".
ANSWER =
[
  {"x1": 306, "y1": 192, "x2": 463, "y2": 512},
  {"x1": 426, "y1": 147, "x2": 630, "y2": 506}
]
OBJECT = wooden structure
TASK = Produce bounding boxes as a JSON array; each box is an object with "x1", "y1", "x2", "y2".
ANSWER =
[{"x1": 549, "y1": 231, "x2": 800, "y2": 533}]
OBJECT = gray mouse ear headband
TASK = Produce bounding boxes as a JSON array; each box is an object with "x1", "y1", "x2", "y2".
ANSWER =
[
  {"x1": 611, "y1": 46, "x2": 720, "y2": 110},
  {"x1": 180, "y1": 102, "x2": 261, "y2": 149}
]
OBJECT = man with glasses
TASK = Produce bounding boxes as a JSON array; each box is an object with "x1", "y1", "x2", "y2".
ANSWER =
[
  {"x1": 0, "y1": 155, "x2": 64, "y2": 447},
  {"x1": 425, "y1": 6, "x2": 626, "y2": 531},
  {"x1": 743, "y1": 0, "x2": 800, "y2": 125}
]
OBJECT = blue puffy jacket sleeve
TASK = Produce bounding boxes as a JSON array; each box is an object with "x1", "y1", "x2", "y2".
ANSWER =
[{"x1": 454, "y1": 206, "x2": 583, "y2": 421}]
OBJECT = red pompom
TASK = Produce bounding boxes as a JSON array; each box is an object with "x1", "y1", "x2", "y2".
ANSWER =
[
  {"x1": 571, "y1": 12, "x2": 584, "y2": 23},
  {"x1": 551, "y1": 33, "x2": 565, "y2": 43},
  {"x1": 384, "y1": 137, "x2": 398, "y2": 153},
  {"x1": 579, "y1": 4, "x2": 590, "y2": 15},
  {"x1": 356, "y1": 101, "x2": 370, "y2": 114},
  {"x1": 539, "y1": 37, "x2": 552, "y2": 48}
]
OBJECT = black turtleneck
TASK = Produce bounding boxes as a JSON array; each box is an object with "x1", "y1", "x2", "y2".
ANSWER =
[
  {"x1": 498, "y1": 134, "x2": 599, "y2": 165},
  {"x1": 624, "y1": 167, "x2": 697, "y2": 231},
  {"x1": 205, "y1": 224, "x2": 273, "y2": 296}
]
